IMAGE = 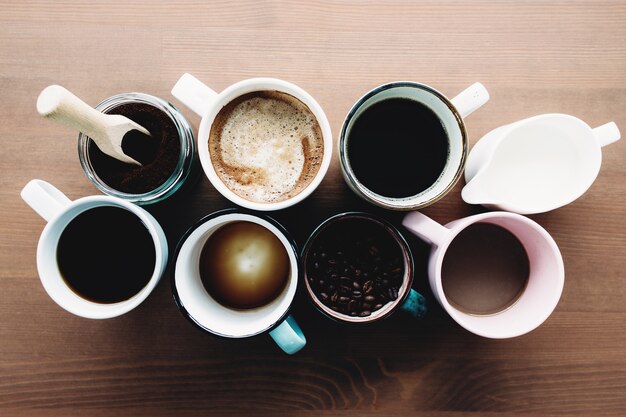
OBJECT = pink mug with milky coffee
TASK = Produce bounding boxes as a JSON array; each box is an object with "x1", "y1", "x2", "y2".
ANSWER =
[{"x1": 402, "y1": 211, "x2": 564, "y2": 338}]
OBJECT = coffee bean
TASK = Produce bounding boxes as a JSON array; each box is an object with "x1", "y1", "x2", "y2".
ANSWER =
[
  {"x1": 388, "y1": 287, "x2": 399, "y2": 300},
  {"x1": 339, "y1": 276, "x2": 352, "y2": 285},
  {"x1": 308, "y1": 220, "x2": 405, "y2": 318},
  {"x1": 339, "y1": 285, "x2": 352, "y2": 294}
]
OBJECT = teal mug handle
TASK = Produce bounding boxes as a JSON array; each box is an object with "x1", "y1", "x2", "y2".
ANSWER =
[
  {"x1": 269, "y1": 314, "x2": 306, "y2": 355},
  {"x1": 400, "y1": 288, "x2": 427, "y2": 319}
]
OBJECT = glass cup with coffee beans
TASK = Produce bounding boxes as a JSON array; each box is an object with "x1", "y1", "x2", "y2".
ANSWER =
[{"x1": 302, "y1": 212, "x2": 426, "y2": 323}]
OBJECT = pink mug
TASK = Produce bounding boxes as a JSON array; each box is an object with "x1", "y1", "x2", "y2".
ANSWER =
[{"x1": 402, "y1": 211, "x2": 564, "y2": 338}]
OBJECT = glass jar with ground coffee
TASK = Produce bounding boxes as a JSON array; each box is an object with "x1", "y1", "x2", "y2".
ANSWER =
[{"x1": 78, "y1": 93, "x2": 197, "y2": 205}]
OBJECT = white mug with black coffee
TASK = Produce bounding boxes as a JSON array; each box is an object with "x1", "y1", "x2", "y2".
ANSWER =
[
  {"x1": 171, "y1": 74, "x2": 333, "y2": 211},
  {"x1": 21, "y1": 179, "x2": 168, "y2": 319},
  {"x1": 340, "y1": 81, "x2": 489, "y2": 210}
]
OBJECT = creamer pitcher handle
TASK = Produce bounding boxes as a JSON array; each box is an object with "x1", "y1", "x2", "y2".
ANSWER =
[
  {"x1": 593, "y1": 122, "x2": 621, "y2": 147},
  {"x1": 21, "y1": 179, "x2": 72, "y2": 222},
  {"x1": 171, "y1": 73, "x2": 218, "y2": 117},
  {"x1": 451, "y1": 82, "x2": 490, "y2": 118}
]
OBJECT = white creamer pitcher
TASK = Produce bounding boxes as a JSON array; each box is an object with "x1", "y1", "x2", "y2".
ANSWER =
[{"x1": 462, "y1": 114, "x2": 621, "y2": 214}]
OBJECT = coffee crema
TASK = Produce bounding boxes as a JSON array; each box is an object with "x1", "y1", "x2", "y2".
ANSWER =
[
  {"x1": 209, "y1": 91, "x2": 324, "y2": 203},
  {"x1": 199, "y1": 221, "x2": 290, "y2": 309}
]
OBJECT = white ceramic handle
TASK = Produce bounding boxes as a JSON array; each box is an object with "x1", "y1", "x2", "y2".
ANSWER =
[
  {"x1": 21, "y1": 179, "x2": 72, "y2": 222},
  {"x1": 402, "y1": 211, "x2": 451, "y2": 247},
  {"x1": 171, "y1": 73, "x2": 218, "y2": 117},
  {"x1": 450, "y1": 82, "x2": 490, "y2": 118},
  {"x1": 593, "y1": 122, "x2": 621, "y2": 147}
]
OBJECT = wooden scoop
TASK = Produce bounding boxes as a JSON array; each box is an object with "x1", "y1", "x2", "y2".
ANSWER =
[{"x1": 37, "y1": 85, "x2": 150, "y2": 166}]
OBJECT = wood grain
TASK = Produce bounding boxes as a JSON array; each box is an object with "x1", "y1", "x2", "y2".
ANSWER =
[{"x1": 1, "y1": 1, "x2": 626, "y2": 416}]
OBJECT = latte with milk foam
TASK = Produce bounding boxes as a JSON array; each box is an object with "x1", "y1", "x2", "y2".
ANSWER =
[{"x1": 209, "y1": 91, "x2": 324, "y2": 203}]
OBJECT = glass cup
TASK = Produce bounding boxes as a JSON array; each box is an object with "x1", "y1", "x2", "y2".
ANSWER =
[
  {"x1": 78, "y1": 92, "x2": 198, "y2": 205},
  {"x1": 302, "y1": 212, "x2": 427, "y2": 324}
]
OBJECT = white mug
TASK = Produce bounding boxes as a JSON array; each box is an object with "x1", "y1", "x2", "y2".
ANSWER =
[
  {"x1": 20, "y1": 179, "x2": 168, "y2": 319},
  {"x1": 172, "y1": 209, "x2": 306, "y2": 355},
  {"x1": 171, "y1": 73, "x2": 333, "y2": 211},
  {"x1": 462, "y1": 114, "x2": 621, "y2": 214},
  {"x1": 339, "y1": 81, "x2": 490, "y2": 210},
  {"x1": 402, "y1": 211, "x2": 564, "y2": 338}
]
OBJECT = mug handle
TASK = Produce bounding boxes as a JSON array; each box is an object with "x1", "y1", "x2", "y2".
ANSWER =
[
  {"x1": 399, "y1": 288, "x2": 427, "y2": 319},
  {"x1": 402, "y1": 211, "x2": 451, "y2": 247},
  {"x1": 593, "y1": 121, "x2": 621, "y2": 147},
  {"x1": 171, "y1": 73, "x2": 219, "y2": 117},
  {"x1": 268, "y1": 314, "x2": 306, "y2": 355},
  {"x1": 450, "y1": 82, "x2": 490, "y2": 118},
  {"x1": 21, "y1": 179, "x2": 72, "y2": 222}
]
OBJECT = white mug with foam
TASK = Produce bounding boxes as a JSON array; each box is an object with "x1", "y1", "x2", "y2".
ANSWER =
[
  {"x1": 171, "y1": 74, "x2": 333, "y2": 211},
  {"x1": 462, "y1": 114, "x2": 621, "y2": 214}
]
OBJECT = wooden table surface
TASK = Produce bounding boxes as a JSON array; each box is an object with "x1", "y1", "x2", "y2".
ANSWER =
[{"x1": 2, "y1": 1, "x2": 625, "y2": 416}]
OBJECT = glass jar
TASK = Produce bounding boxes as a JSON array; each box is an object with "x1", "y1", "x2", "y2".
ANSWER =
[{"x1": 78, "y1": 92, "x2": 197, "y2": 205}]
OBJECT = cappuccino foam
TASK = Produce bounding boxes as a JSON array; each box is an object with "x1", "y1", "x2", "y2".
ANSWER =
[{"x1": 209, "y1": 91, "x2": 324, "y2": 203}]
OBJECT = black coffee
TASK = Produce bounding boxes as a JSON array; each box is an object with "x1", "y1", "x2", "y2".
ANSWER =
[
  {"x1": 441, "y1": 223, "x2": 530, "y2": 315},
  {"x1": 347, "y1": 98, "x2": 449, "y2": 198},
  {"x1": 56, "y1": 206, "x2": 156, "y2": 304}
]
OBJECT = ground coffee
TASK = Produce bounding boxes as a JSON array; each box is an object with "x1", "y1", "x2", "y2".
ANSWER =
[{"x1": 88, "y1": 102, "x2": 180, "y2": 194}]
